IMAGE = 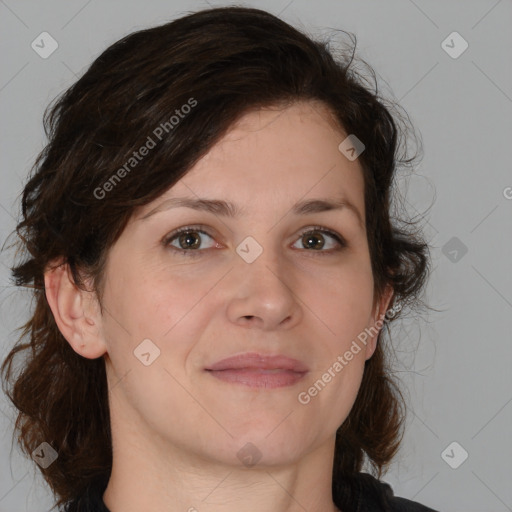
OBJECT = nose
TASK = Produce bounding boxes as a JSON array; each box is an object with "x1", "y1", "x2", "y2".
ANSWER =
[{"x1": 225, "y1": 246, "x2": 303, "y2": 331}]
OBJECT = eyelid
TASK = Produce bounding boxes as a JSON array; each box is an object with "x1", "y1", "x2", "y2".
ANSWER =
[
  {"x1": 297, "y1": 225, "x2": 346, "y2": 243},
  {"x1": 162, "y1": 224, "x2": 219, "y2": 252}
]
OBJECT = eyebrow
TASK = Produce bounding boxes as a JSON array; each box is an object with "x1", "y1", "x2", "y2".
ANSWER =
[{"x1": 139, "y1": 196, "x2": 364, "y2": 228}]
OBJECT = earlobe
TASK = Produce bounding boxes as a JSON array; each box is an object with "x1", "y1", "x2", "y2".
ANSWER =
[
  {"x1": 364, "y1": 283, "x2": 394, "y2": 360},
  {"x1": 44, "y1": 260, "x2": 107, "y2": 359}
]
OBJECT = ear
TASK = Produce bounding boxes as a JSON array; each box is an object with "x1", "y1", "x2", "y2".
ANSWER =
[
  {"x1": 44, "y1": 259, "x2": 107, "y2": 359},
  {"x1": 364, "y1": 283, "x2": 395, "y2": 361}
]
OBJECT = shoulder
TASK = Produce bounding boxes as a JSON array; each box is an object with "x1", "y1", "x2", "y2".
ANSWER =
[{"x1": 333, "y1": 472, "x2": 440, "y2": 512}]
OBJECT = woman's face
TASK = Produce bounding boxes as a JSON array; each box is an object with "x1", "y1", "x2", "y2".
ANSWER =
[{"x1": 97, "y1": 100, "x2": 390, "y2": 468}]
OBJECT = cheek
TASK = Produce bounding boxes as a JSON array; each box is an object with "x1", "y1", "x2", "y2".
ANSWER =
[
  {"x1": 99, "y1": 261, "x2": 219, "y2": 373},
  {"x1": 305, "y1": 261, "x2": 374, "y2": 421},
  {"x1": 300, "y1": 260, "x2": 374, "y2": 347},
  {"x1": 101, "y1": 268, "x2": 211, "y2": 426},
  {"x1": 102, "y1": 260, "x2": 188, "y2": 332}
]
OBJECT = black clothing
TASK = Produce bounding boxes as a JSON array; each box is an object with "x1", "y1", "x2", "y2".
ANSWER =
[
  {"x1": 63, "y1": 472, "x2": 439, "y2": 511},
  {"x1": 332, "y1": 472, "x2": 439, "y2": 511}
]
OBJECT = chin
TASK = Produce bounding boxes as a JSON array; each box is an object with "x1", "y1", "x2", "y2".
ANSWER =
[{"x1": 221, "y1": 425, "x2": 309, "y2": 465}]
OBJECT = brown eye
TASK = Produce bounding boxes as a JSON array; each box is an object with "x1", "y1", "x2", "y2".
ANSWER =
[
  {"x1": 293, "y1": 227, "x2": 346, "y2": 254},
  {"x1": 177, "y1": 231, "x2": 202, "y2": 250},
  {"x1": 163, "y1": 226, "x2": 216, "y2": 257},
  {"x1": 302, "y1": 231, "x2": 326, "y2": 250}
]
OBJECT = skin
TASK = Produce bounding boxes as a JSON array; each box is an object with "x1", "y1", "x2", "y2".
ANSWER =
[{"x1": 45, "y1": 100, "x2": 393, "y2": 512}]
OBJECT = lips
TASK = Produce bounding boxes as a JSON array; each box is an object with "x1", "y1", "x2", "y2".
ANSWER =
[
  {"x1": 206, "y1": 353, "x2": 309, "y2": 372},
  {"x1": 205, "y1": 353, "x2": 309, "y2": 389}
]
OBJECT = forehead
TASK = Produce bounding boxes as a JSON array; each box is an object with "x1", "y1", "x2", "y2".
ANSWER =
[{"x1": 137, "y1": 101, "x2": 366, "y2": 223}]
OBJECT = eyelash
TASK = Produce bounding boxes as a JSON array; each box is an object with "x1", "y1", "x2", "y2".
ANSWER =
[{"x1": 162, "y1": 224, "x2": 347, "y2": 258}]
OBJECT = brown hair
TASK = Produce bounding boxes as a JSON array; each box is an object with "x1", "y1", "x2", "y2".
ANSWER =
[{"x1": 1, "y1": 6, "x2": 431, "y2": 509}]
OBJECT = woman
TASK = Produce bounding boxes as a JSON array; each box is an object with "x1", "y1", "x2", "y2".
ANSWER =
[{"x1": 1, "y1": 6, "x2": 437, "y2": 512}]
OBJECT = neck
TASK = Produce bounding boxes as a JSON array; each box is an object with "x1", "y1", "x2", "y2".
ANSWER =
[{"x1": 103, "y1": 427, "x2": 339, "y2": 512}]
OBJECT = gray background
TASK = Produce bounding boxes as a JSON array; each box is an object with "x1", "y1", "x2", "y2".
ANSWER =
[{"x1": 1, "y1": 0, "x2": 511, "y2": 511}]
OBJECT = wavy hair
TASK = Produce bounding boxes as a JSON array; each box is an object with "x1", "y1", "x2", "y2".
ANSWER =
[{"x1": 1, "y1": 6, "x2": 431, "y2": 510}]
